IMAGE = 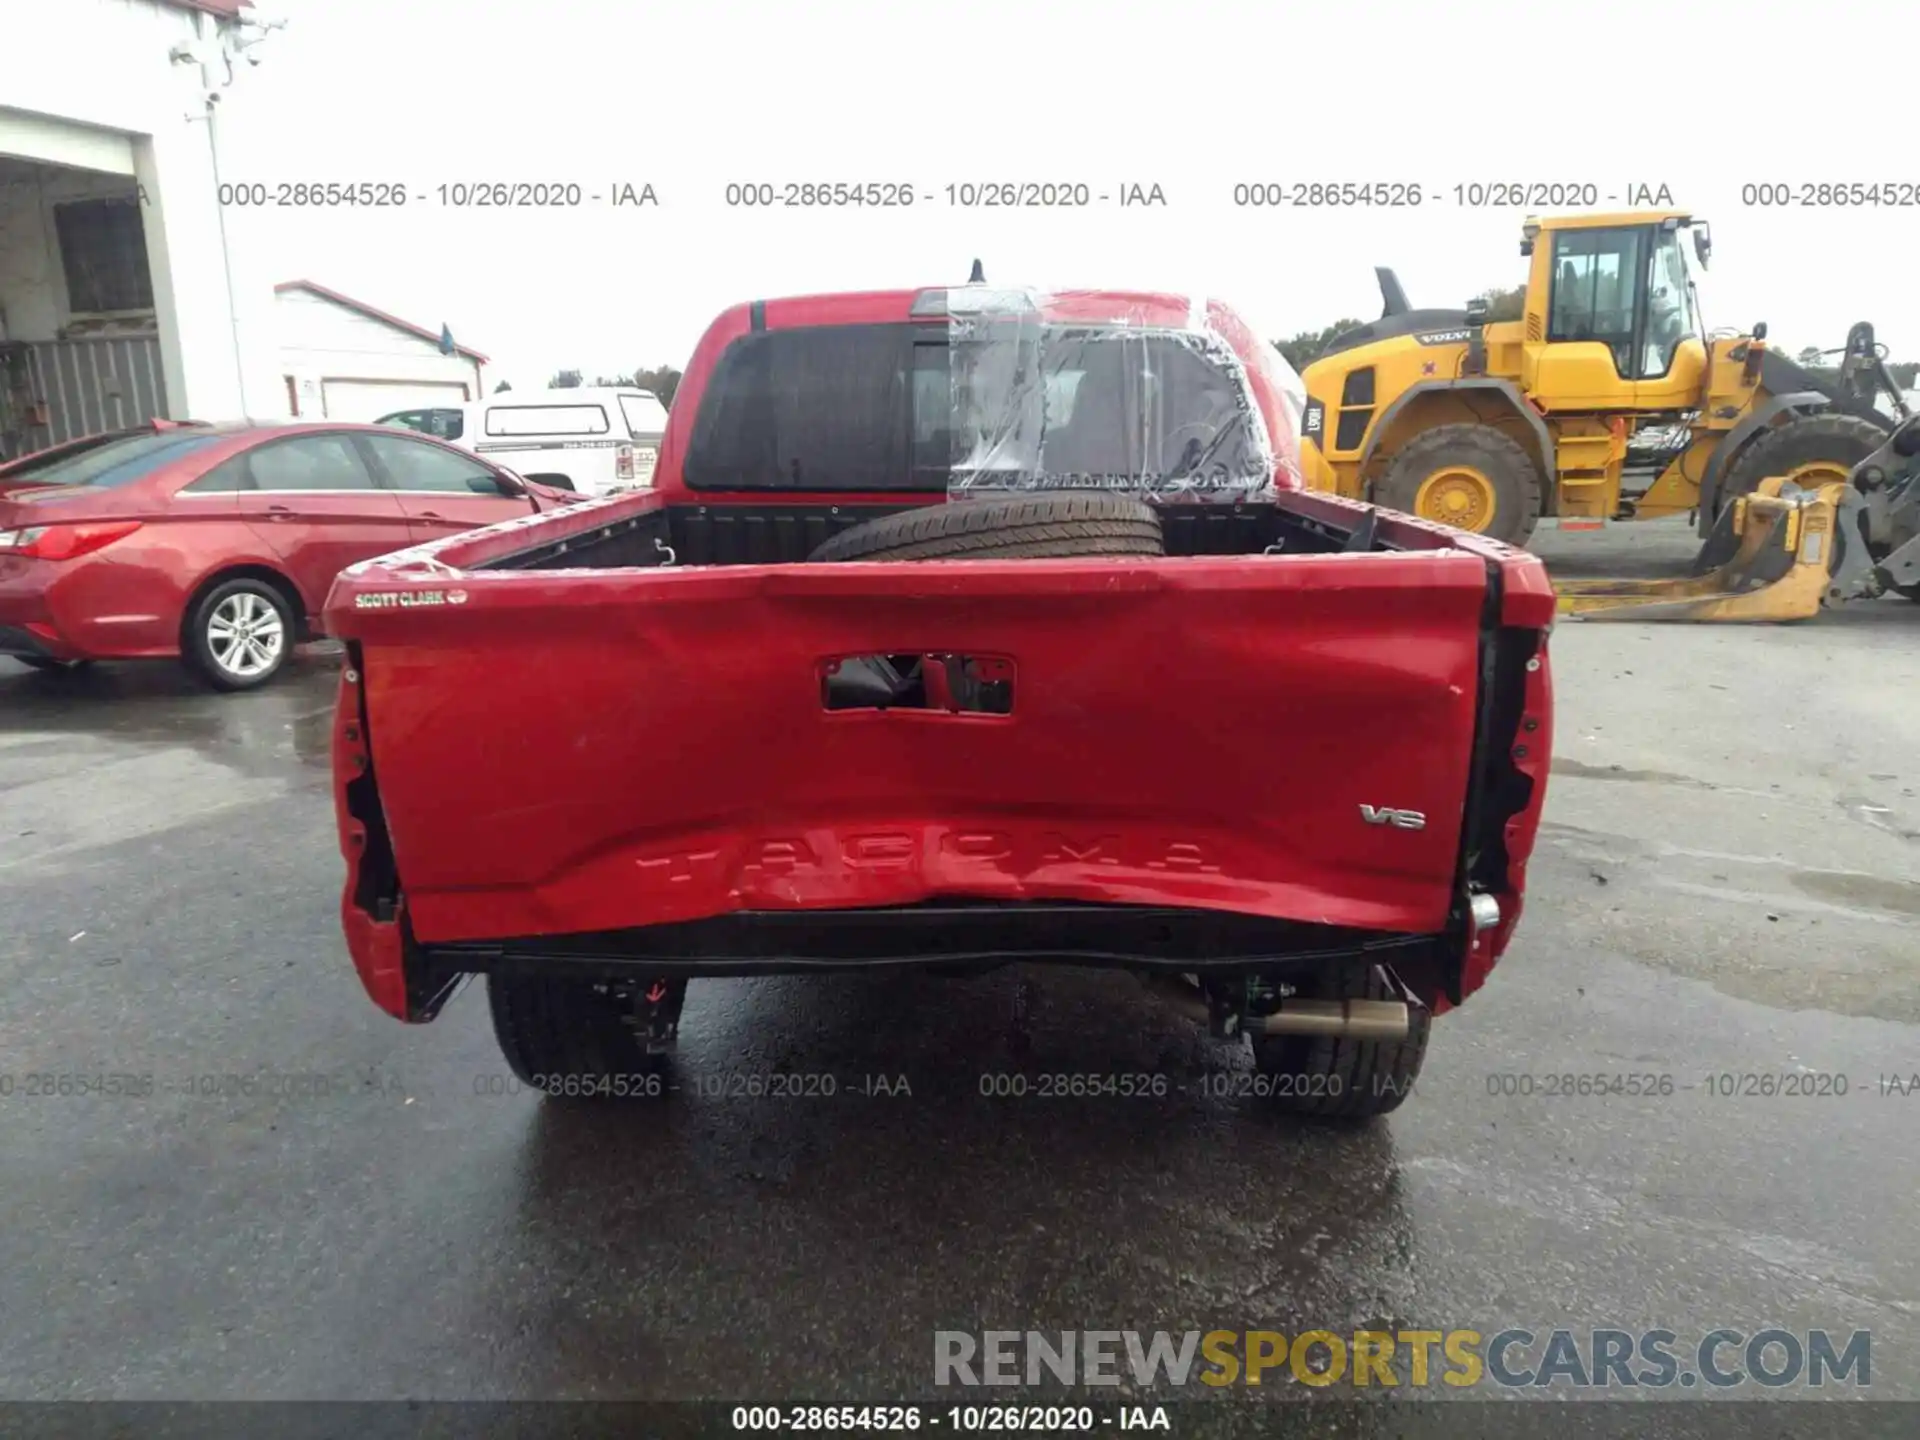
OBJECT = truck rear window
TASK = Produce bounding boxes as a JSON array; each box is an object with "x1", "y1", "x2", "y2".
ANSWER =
[
  {"x1": 684, "y1": 325, "x2": 941, "y2": 493},
  {"x1": 681, "y1": 321, "x2": 1265, "y2": 495}
]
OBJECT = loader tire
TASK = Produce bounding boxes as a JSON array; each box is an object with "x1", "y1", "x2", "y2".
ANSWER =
[
  {"x1": 1716, "y1": 411, "x2": 1888, "y2": 516},
  {"x1": 806, "y1": 492, "x2": 1164, "y2": 562},
  {"x1": 1372, "y1": 424, "x2": 1544, "y2": 547},
  {"x1": 1251, "y1": 963, "x2": 1430, "y2": 1121}
]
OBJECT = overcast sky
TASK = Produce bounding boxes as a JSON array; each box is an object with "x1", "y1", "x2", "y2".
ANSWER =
[{"x1": 217, "y1": 0, "x2": 1915, "y2": 389}]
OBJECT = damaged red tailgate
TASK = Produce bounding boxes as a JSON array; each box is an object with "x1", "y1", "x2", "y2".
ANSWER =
[{"x1": 327, "y1": 539, "x2": 1497, "y2": 950}]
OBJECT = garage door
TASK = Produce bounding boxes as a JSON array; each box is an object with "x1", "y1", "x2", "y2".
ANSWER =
[{"x1": 320, "y1": 380, "x2": 470, "y2": 422}]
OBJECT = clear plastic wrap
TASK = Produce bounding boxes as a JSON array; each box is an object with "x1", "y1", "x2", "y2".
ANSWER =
[{"x1": 943, "y1": 288, "x2": 1279, "y2": 504}]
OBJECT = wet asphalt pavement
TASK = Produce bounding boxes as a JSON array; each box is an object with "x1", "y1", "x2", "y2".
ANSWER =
[{"x1": 2, "y1": 534, "x2": 1916, "y2": 1423}]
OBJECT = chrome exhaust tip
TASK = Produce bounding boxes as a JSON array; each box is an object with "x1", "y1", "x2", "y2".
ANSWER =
[
  {"x1": 1141, "y1": 975, "x2": 1411, "y2": 1041},
  {"x1": 1258, "y1": 998, "x2": 1412, "y2": 1041}
]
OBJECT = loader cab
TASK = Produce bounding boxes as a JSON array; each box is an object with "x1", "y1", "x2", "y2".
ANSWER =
[{"x1": 1522, "y1": 212, "x2": 1709, "y2": 412}]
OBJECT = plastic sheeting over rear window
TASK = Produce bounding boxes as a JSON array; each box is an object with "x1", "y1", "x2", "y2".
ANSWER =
[
  {"x1": 678, "y1": 292, "x2": 1289, "y2": 498},
  {"x1": 943, "y1": 289, "x2": 1279, "y2": 505}
]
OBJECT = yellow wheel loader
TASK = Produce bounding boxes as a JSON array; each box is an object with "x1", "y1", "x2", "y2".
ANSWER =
[
  {"x1": 1551, "y1": 411, "x2": 1920, "y2": 620},
  {"x1": 1296, "y1": 210, "x2": 1913, "y2": 619}
]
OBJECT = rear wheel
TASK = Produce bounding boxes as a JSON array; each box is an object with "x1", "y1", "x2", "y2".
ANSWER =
[
  {"x1": 1717, "y1": 411, "x2": 1887, "y2": 517},
  {"x1": 807, "y1": 491, "x2": 1164, "y2": 562},
  {"x1": 1251, "y1": 963, "x2": 1431, "y2": 1120},
  {"x1": 183, "y1": 576, "x2": 295, "y2": 692},
  {"x1": 487, "y1": 972, "x2": 677, "y2": 1100},
  {"x1": 1372, "y1": 424, "x2": 1544, "y2": 547}
]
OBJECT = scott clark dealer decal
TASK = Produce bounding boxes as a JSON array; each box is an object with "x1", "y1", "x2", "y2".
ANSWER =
[{"x1": 354, "y1": 588, "x2": 470, "y2": 610}]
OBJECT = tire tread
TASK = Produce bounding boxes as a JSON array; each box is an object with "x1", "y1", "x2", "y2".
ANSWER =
[
  {"x1": 808, "y1": 492, "x2": 1164, "y2": 562},
  {"x1": 1373, "y1": 423, "x2": 1544, "y2": 548},
  {"x1": 1718, "y1": 411, "x2": 1888, "y2": 515},
  {"x1": 487, "y1": 972, "x2": 664, "y2": 1092}
]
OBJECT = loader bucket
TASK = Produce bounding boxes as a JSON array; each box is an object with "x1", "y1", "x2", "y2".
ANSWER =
[{"x1": 1553, "y1": 480, "x2": 1843, "y2": 623}]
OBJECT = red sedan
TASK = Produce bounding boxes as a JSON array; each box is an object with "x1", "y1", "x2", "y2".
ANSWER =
[{"x1": 0, "y1": 421, "x2": 577, "y2": 691}]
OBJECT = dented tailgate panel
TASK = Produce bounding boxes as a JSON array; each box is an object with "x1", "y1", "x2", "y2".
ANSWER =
[{"x1": 334, "y1": 549, "x2": 1494, "y2": 945}]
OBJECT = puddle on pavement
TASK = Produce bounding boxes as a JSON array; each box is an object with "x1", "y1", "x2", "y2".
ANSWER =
[
  {"x1": 1790, "y1": 869, "x2": 1920, "y2": 919},
  {"x1": 1551, "y1": 758, "x2": 1712, "y2": 789},
  {"x1": 0, "y1": 657, "x2": 339, "y2": 783},
  {"x1": 1553, "y1": 764, "x2": 1917, "y2": 842},
  {"x1": 1534, "y1": 822, "x2": 1920, "y2": 1023},
  {"x1": 1836, "y1": 795, "x2": 1920, "y2": 843}
]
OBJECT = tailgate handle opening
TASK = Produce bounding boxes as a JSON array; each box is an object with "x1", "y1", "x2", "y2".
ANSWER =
[{"x1": 821, "y1": 653, "x2": 1014, "y2": 715}]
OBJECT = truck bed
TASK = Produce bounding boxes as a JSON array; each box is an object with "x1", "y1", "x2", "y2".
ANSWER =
[
  {"x1": 471, "y1": 493, "x2": 1419, "y2": 572},
  {"x1": 325, "y1": 487, "x2": 1553, "y2": 1023}
]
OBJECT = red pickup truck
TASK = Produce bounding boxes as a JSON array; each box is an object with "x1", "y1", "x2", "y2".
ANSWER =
[{"x1": 324, "y1": 282, "x2": 1555, "y2": 1118}]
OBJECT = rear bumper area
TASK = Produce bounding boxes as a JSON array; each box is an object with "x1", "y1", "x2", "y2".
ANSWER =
[
  {"x1": 418, "y1": 903, "x2": 1448, "y2": 982},
  {"x1": 352, "y1": 902, "x2": 1464, "y2": 1026},
  {"x1": 0, "y1": 622, "x2": 75, "y2": 661},
  {"x1": 0, "y1": 559, "x2": 83, "y2": 660}
]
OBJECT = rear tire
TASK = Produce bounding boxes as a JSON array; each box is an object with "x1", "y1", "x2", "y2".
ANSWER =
[
  {"x1": 1716, "y1": 411, "x2": 1888, "y2": 517},
  {"x1": 1251, "y1": 963, "x2": 1431, "y2": 1120},
  {"x1": 487, "y1": 972, "x2": 674, "y2": 1100},
  {"x1": 807, "y1": 492, "x2": 1164, "y2": 562},
  {"x1": 183, "y1": 576, "x2": 295, "y2": 692},
  {"x1": 1372, "y1": 424, "x2": 1544, "y2": 547}
]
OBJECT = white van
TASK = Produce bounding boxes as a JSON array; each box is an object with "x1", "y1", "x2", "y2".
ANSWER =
[{"x1": 445, "y1": 387, "x2": 670, "y2": 496}]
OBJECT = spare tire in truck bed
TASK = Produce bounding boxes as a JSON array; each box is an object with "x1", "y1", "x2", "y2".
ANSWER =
[{"x1": 807, "y1": 492, "x2": 1164, "y2": 562}]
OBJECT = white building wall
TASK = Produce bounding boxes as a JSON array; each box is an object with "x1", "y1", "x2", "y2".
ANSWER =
[
  {"x1": 0, "y1": 0, "x2": 280, "y2": 419},
  {"x1": 276, "y1": 287, "x2": 486, "y2": 417}
]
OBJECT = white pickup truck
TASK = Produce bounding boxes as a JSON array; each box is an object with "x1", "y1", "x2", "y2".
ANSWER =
[{"x1": 382, "y1": 387, "x2": 670, "y2": 497}]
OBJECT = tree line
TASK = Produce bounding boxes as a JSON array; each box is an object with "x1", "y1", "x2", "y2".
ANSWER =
[
  {"x1": 508, "y1": 366, "x2": 685, "y2": 406},
  {"x1": 1792, "y1": 348, "x2": 1918, "y2": 391}
]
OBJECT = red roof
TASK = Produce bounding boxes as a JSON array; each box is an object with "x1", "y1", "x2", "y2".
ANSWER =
[
  {"x1": 275, "y1": 279, "x2": 491, "y2": 364},
  {"x1": 160, "y1": 0, "x2": 252, "y2": 15}
]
